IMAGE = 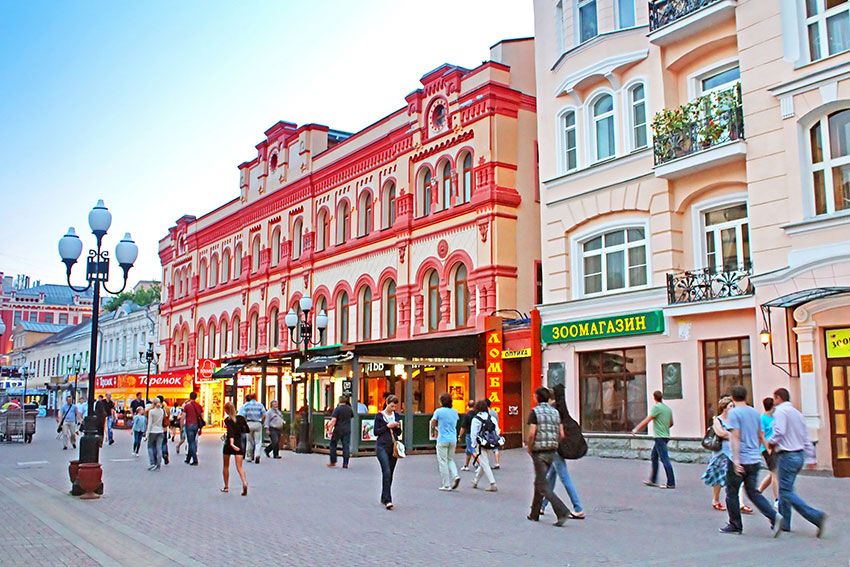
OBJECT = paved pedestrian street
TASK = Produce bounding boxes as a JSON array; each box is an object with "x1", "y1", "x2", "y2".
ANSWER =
[{"x1": 0, "y1": 424, "x2": 847, "y2": 567}]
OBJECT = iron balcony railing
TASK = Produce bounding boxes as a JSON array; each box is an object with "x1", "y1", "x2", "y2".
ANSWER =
[
  {"x1": 649, "y1": 0, "x2": 723, "y2": 32},
  {"x1": 666, "y1": 264, "x2": 754, "y2": 305},
  {"x1": 652, "y1": 83, "x2": 744, "y2": 166}
]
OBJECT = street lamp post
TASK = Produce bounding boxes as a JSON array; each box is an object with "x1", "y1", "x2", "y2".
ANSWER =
[
  {"x1": 284, "y1": 296, "x2": 327, "y2": 453},
  {"x1": 138, "y1": 341, "x2": 160, "y2": 404},
  {"x1": 58, "y1": 199, "x2": 138, "y2": 498}
]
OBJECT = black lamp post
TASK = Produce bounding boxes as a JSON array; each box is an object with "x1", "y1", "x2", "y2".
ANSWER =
[
  {"x1": 20, "y1": 365, "x2": 29, "y2": 409},
  {"x1": 58, "y1": 199, "x2": 138, "y2": 498},
  {"x1": 284, "y1": 296, "x2": 327, "y2": 453},
  {"x1": 138, "y1": 341, "x2": 160, "y2": 404}
]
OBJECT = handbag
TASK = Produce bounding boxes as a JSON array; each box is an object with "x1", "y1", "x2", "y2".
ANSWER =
[
  {"x1": 558, "y1": 411, "x2": 588, "y2": 460},
  {"x1": 701, "y1": 425, "x2": 722, "y2": 452},
  {"x1": 387, "y1": 415, "x2": 405, "y2": 459},
  {"x1": 269, "y1": 411, "x2": 284, "y2": 430}
]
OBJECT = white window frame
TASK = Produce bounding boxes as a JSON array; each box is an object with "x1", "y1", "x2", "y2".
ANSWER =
[
  {"x1": 577, "y1": 0, "x2": 599, "y2": 44},
  {"x1": 808, "y1": 109, "x2": 850, "y2": 216},
  {"x1": 690, "y1": 193, "x2": 749, "y2": 271},
  {"x1": 804, "y1": 0, "x2": 850, "y2": 62},
  {"x1": 589, "y1": 91, "x2": 617, "y2": 163},
  {"x1": 624, "y1": 80, "x2": 648, "y2": 152},
  {"x1": 557, "y1": 107, "x2": 579, "y2": 174},
  {"x1": 570, "y1": 219, "x2": 651, "y2": 299},
  {"x1": 616, "y1": 0, "x2": 636, "y2": 29},
  {"x1": 555, "y1": 1, "x2": 565, "y2": 53},
  {"x1": 689, "y1": 59, "x2": 741, "y2": 99}
]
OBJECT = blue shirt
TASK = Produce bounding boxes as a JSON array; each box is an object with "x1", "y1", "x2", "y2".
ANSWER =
[
  {"x1": 238, "y1": 400, "x2": 266, "y2": 422},
  {"x1": 726, "y1": 405, "x2": 763, "y2": 465},
  {"x1": 760, "y1": 413, "x2": 774, "y2": 451},
  {"x1": 60, "y1": 403, "x2": 77, "y2": 423},
  {"x1": 432, "y1": 407, "x2": 459, "y2": 443},
  {"x1": 132, "y1": 414, "x2": 147, "y2": 432}
]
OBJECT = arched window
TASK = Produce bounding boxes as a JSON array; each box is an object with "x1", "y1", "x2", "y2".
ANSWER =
[
  {"x1": 384, "y1": 279, "x2": 397, "y2": 338},
  {"x1": 629, "y1": 83, "x2": 647, "y2": 150},
  {"x1": 810, "y1": 109, "x2": 850, "y2": 215},
  {"x1": 220, "y1": 319, "x2": 229, "y2": 354},
  {"x1": 269, "y1": 308, "x2": 279, "y2": 348},
  {"x1": 427, "y1": 270, "x2": 441, "y2": 332},
  {"x1": 250, "y1": 313, "x2": 259, "y2": 352},
  {"x1": 292, "y1": 219, "x2": 303, "y2": 259},
  {"x1": 580, "y1": 227, "x2": 648, "y2": 295},
  {"x1": 270, "y1": 152, "x2": 278, "y2": 170},
  {"x1": 271, "y1": 227, "x2": 281, "y2": 266},
  {"x1": 316, "y1": 209, "x2": 330, "y2": 252},
  {"x1": 251, "y1": 236, "x2": 261, "y2": 272},
  {"x1": 461, "y1": 153, "x2": 473, "y2": 203},
  {"x1": 440, "y1": 161, "x2": 453, "y2": 209},
  {"x1": 337, "y1": 201, "x2": 351, "y2": 245},
  {"x1": 358, "y1": 191, "x2": 373, "y2": 236},
  {"x1": 560, "y1": 111, "x2": 578, "y2": 172},
  {"x1": 418, "y1": 169, "x2": 433, "y2": 216},
  {"x1": 593, "y1": 94, "x2": 615, "y2": 161},
  {"x1": 315, "y1": 296, "x2": 328, "y2": 346},
  {"x1": 232, "y1": 316, "x2": 241, "y2": 352},
  {"x1": 222, "y1": 249, "x2": 231, "y2": 282},
  {"x1": 360, "y1": 287, "x2": 372, "y2": 341},
  {"x1": 208, "y1": 322, "x2": 217, "y2": 359},
  {"x1": 453, "y1": 264, "x2": 469, "y2": 328},
  {"x1": 175, "y1": 270, "x2": 182, "y2": 297},
  {"x1": 197, "y1": 326, "x2": 206, "y2": 358},
  {"x1": 199, "y1": 259, "x2": 208, "y2": 291},
  {"x1": 382, "y1": 182, "x2": 397, "y2": 229},
  {"x1": 234, "y1": 243, "x2": 243, "y2": 277},
  {"x1": 210, "y1": 255, "x2": 219, "y2": 288},
  {"x1": 338, "y1": 292, "x2": 349, "y2": 343}
]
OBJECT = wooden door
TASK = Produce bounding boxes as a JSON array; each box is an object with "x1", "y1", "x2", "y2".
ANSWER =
[{"x1": 826, "y1": 359, "x2": 850, "y2": 477}]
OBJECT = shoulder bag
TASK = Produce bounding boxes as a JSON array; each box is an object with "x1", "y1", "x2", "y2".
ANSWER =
[
  {"x1": 387, "y1": 414, "x2": 406, "y2": 459},
  {"x1": 701, "y1": 419, "x2": 723, "y2": 452}
]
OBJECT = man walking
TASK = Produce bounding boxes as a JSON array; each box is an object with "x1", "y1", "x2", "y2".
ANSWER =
[
  {"x1": 104, "y1": 393, "x2": 117, "y2": 445},
  {"x1": 57, "y1": 394, "x2": 79, "y2": 450},
  {"x1": 526, "y1": 387, "x2": 569, "y2": 526},
  {"x1": 770, "y1": 387, "x2": 827, "y2": 537},
  {"x1": 458, "y1": 400, "x2": 476, "y2": 471},
  {"x1": 632, "y1": 390, "x2": 675, "y2": 489},
  {"x1": 719, "y1": 386, "x2": 782, "y2": 536},
  {"x1": 239, "y1": 394, "x2": 266, "y2": 463},
  {"x1": 94, "y1": 394, "x2": 108, "y2": 447},
  {"x1": 431, "y1": 393, "x2": 460, "y2": 490},
  {"x1": 182, "y1": 391, "x2": 204, "y2": 466},
  {"x1": 130, "y1": 392, "x2": 145, "y2": 415},
  {"x1": 327, "y1": 396, "x2": 354, "y2": 468}
]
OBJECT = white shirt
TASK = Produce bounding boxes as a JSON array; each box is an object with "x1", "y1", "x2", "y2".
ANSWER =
[
  {"x1": 469, "y1": 411, "x2": 500, "y2": 450},
  {"x1": 771, "y1": 401, "x2": 812, "y2": 453}
]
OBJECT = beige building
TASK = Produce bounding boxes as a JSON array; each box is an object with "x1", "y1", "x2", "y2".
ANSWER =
[{"x1": 533, "y1": 0, "x2": 850, "y2": 475}]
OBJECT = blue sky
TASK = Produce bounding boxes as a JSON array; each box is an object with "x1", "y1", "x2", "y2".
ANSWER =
[{"x1": 0, "y1": 1, "x2": 533, "y2": 288}]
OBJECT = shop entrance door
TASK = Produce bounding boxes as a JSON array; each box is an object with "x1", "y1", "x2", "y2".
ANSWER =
[{"x1": 826, "y1": 358, "x2": 850, "y2": 477}]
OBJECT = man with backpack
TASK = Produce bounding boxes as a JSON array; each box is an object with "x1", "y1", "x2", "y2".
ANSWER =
[
  {"x1": 469, "y1": 399, "x2": 499, "y2": 491},
  {"x1": 526, "y1": 387, "x2": 569, "y2": 526}
]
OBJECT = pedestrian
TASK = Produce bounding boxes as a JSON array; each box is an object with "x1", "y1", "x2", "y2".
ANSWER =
[
  {"x1": 357, "y1": 400, "x2": 368, "y2": 414},
  {"x1": 182, "y1": 391, "x2": 204, "y2": 466},
  {"x1": 75, "y1": 396, "x2": 87, "y2": 435},
  {"x1": 94, "y1": 394, "x2": 108, "y2": 446},
  {"x1": 327, "y1": 396, "x2": 354, "y2": 468},
  {"x1": 131, "y1": 406, "x2": 146, "y2": 456},
  {"x1": 632, "y1": 390, "x2": 676, "y2": 489},
  {"x1": 104, "y1": 393, "x2": 117, "y2": 445},
  {"x1": 238, "y1": 394, "x2": 266, "y2": 464},
  {"x1": 757, "y1": 397, "x2": 778, "y2": 503},
  {"x1": 56, "y1": 394, "x2": 79, "y2": 450},
  {"x1": 470, "y1": 399, "x2": 499, "y2": 492},
  {"x1": 718, "y1": 386, "x2": 782, "y2": 536},
  {"x1": 145, "y1": 398, "x2": 166, "y2": 471},
  {"x1": 542, "y1": 384, "x2": 585, "y2": 519},
  {"x1": 130, "y1": 392, "x2": 145, "y2": 415},
  {"x1": 264, "y1": 400, "x2": 285, "y2": 460},
  {"x1": 169, "y1": 403, "x2": 183, "y2": 442},
  {"x1": 430, "y1": 392, "x2": 460, "y2": 491},
  {"x1": 485, "y1": 398, "x2": 502, "y2": 470},
  {"x1": 702, "y1": 396, "x2": 733, "y2": 511},
  {"x1": 458, "y1": 400, "x2": 476, "y2": 471},
  {"x1": 221, "y1": 401, "x2": 249, "y2": 496},
  {"x1": 156, "y1": 395, "x2": 171, "y2": 465},
  {"x1": 769, "y1": 387, "x2": 827, "y2": 537},
  {"x1": 526, "y1": 387, "x2": 569, "y2": 526},
  {"x1": 374, "y1": 394, "x2": 402, "y2": 509}
]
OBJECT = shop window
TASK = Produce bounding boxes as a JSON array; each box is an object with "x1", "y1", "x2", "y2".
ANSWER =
[
  {"x1": 703, "y1": 203, "x2": 750, "y2": 272},
  {"x1": 453, "y1": 264, "x2": 469, "y2": 328},
  {"x1": 384, "y1": 279, "x2": 397, "y2": 338},
  {"x1": 270, "y1": 308, "x2": 279, "y2": 348},
  {"x1": 271, "y1": 227, "x2": 281, "y2": 266},
  {"x1": 358, "y1": 191, "x2": 373, "y2": 237},
  {"x1": 561, "y1": 110, "x2": 578, "y2": 172},
  {"x1": 805, "y1": 0, "x2": 850, "y2": 62},
  {"x1": 382, "y1": 182, "x2": 397, "y2": 229},
  {"x1": 629, "y1": 83, "x2": 647, "y2": 150},
  {"x1": 251, "y1": 236, "x2": 260, "y2": 273},
  {"x1": 578, "y1": 0, "x2": 598, "y2": 43},
  {"x1": 427, "y1": 270, "x2": 441, "y2": 332},
  {"x1": 292, "y1": 219, "x2": 303, "y2": 260},
  {"x1": 580, "y1": 226, "x2": 648, "y2": 295},
  {"x1": 579, "y1": 348, "x2": 647, "y2": 433},
  {"x1": 337, "y1": 201, "x2": 351, "y2": 245},
  {"x1": 359, "y1": 287, "x2": 372, "y2": 341},
  {"x1": 592, "y1": 93, "x2": 615, "y2": 161},
  {"x1": 440, "y1": 160, "x2": 453, "y2": 209},
  {"x1": 338, "y1": 292, "x2": 350, "y2": 344},
  {"x1": 316, "y1": 209, "x2": 330, "y2": 251},
  {"x1": 702, "y1": 338, "x2": 752, "y2": 426},
  {"x1": 460, "y1": 153, "x2": 473, "y2": 204},
  {"x1": 809, "y1": 109, "x2": 850, "y2": 216}
]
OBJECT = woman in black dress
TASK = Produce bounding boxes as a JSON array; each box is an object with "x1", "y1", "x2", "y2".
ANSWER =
[
  {"x1": 374, "y1": 395, "x2": 402, "y2": 509},
  {"x1": 222, "y1": 401, "x2": 249, "y2": 495}
]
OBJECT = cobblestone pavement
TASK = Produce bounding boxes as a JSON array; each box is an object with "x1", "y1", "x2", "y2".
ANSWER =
[{"x1": 0, "y1": 421, "x2": 848, "y2": 566}]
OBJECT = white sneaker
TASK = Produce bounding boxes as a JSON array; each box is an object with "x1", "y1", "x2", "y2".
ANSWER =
[
  {"x1": 438, "y1": 486, "x2": 452, "y2": 491},
  {"x1": 485, "y1": 484, "x2": 498, "y2": 492},
  {"x1": 461, "y1": 466, "x2": 470, "y2": 471}
]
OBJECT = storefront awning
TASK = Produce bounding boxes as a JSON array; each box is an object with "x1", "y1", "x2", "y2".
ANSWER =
[
  {"x1": 762, "y1": 287, "x2": 850, "y2": 309},
  {"x1": 351, "y1": 333, "x2": 481, "y2": 362},
  {"x1": 296, "y1": 352, "x2": 354, "y2": 373},
  {"x1": 212, "y1": 362, "x2": 247, "y2": 378}
]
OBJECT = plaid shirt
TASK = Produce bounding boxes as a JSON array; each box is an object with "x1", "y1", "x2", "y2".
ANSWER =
[{"x1": 238, "y1": 400, "x2": 266, "y2": 422}]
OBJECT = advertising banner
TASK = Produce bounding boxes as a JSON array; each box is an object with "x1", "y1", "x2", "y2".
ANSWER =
[{"x1": 542, "y1": 310, "x2": 665, "y2": 344}]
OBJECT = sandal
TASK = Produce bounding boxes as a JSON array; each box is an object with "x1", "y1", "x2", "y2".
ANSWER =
[
  {"x1": 569, "y1": 511, "x2": 586, "y2": 520},
  {"x1": 220, "y1": 487, "x2": 229, "y2": 493},
  {"x1": 712, "y1": 502, "x2": 726, "y2": 511},
  {"x1": 740, "y1": 505, "x2": 753, "y2": 515}
]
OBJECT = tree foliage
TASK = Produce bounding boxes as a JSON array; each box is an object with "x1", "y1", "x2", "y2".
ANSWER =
[{"x1": 104, "y1": 284, "x2": 161, "y2": 312}]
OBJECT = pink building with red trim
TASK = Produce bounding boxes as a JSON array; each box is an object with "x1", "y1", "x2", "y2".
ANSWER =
[{"x1": 158, "y1": 39, "x2": 540, "y2": 445}]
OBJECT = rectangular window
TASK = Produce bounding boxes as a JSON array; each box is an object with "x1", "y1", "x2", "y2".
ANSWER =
[
  {"x1": 704, "y1": 203, "x2": 750, "y2": 271},
  {"x1": 617, "y1": 0, "x2": 636, "y2": 28},
  {"x1": 581, "y1": 228, "x2": 647, "y2": 295},
  {"x1": 579, "y1": 348, "x2": 647, "y2": 433},
  {"x1": 562, "y1": 111, "x2": 577, "y2": 171},
  {"x1": 702, "y1": 338, "x2": 753, "y2": 426},
  {"x1": 578, "y1": 0, "x2": 598, "y2": 43},
  {"x1": 555, "y1": 1, "x2": 565, "y2": 52},
  {"x1": 45, "y1": 313, "x2": 54, "y2": 324},
  {"x1": 699, "y1": 65, "x2": 741, "y2": 96},
  {"x1": 806, "y1": 0, "x2": 850, "y2": 62},
  {"x1": 59, "y1": 313, "x2": 68, "y2": 325}
]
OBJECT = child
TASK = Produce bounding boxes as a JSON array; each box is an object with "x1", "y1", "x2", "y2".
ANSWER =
[{"x1": 132, "y1": 406, "x2": 147, "y2": 456}]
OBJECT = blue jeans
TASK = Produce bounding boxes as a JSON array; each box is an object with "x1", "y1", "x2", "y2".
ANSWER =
[
  {"x1": 329, "y1": 432, "x2": 350, "y2": 466},
  {"x1": 776, "y1": 450, "x2": 825, "y2": 531},
  {"x1": 375, "y1": 444, "x2": 397, "y2": 504},
  {"x1": 161, "y1": 430, "x2": 169, "y2": 459},
  {"x1": 542, "y1": 453, "x2": 583, "y2": 513},
  {"x1": 185, "y1": 424, "x2": 199, "y2": 464},
  {"x1": 147, "y1": 432, "x2": 163, "y2": 467},
  {"x1": 725, "y1": 458, "x2": 777, "y2": 532},
  {"x1": 132, "y1": 430, "x2": 143, "y2": 454},
  {"x1": 107, "y1": 416, "x2": 114, "y2": 443},
  {"x1": 650, "y1": 438, "x2": 675, "y2": 487}
]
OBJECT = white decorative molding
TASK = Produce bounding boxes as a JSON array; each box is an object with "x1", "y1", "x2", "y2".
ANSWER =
[
  {"x1": 819, "y1": 81, "x2": 838, "y2": 104},
  {"x1": 554, "y1": 50, "x2": 649, "y2": 100},
  {"x1": 780, "y1": 95, "x2": 795, "y2": 119}
]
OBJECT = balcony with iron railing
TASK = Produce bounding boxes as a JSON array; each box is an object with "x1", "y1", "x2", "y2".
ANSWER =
[
  {"x1": 652, "y1": 83, "x2": 745, "y2": 178},
  {"x1": 648, "y1": 0, "x2": 737, "y2": 45},
  {"x1": 666, "y1": 264, "x2": 754, "y2": 306}
]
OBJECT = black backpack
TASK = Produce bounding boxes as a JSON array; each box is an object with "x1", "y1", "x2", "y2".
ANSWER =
[{"x1": 475, "y1": 414, "x2": 501, "y2": 450}]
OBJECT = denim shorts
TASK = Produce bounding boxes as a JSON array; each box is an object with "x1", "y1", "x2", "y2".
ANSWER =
[{"x1": 464, "y1": 434, "x2": 474, "y2": 455}]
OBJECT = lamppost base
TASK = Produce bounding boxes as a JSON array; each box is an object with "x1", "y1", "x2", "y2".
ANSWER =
[
  {"x1": 73, "y1": 415, "x2": 103, "y2": 498},
  {"x1": 296, "y1": 418, "x2": 311, "y2": 453}
]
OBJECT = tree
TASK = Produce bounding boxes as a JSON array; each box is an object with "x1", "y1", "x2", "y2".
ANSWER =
[{"x1": 104, "y1": 283, "x2": 161, "y2": 312}]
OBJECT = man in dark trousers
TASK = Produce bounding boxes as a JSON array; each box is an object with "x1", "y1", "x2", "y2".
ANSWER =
[
  {"x1": 327, "y1": 396, "x2": 354, "y2": 469},
  {"x1": 93, "y1": 394, "x2": 109, "y2": 447},
  {"x1": 526, "y1": 387, "x2": 569, "y2": 526},
  {"x1": 182, "y1": 392, "x2": 204, "y2": 466}
]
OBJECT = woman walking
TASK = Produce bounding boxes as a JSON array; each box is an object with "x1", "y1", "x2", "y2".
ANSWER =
[
  {"x1": 542, "y1": 384, "x2": 585, "y2": 518},
  {"x1": 469, "y1": 399, "x2": 499, "y2": 492},
  {"x1": 131, "y1": 406, "x2": 146, "y2": 456},
  {"x1": 757, "y1": 397, "x2": 778, "y2": 502},
  {"x1": 374, "y1": 395, "x2": 402, "y2": 509},
  {"x1": 222, "y1": 401, "x2": 249, "y2": 495},
  {"x1": 264, "y1": 400, "x2": 284, "y2": 459},
  {"x1": 146, "y1": 398, "x2": 166, "y2": 470},
  {"x1": 703, "y1": 396, "x2": 733, "y2": 511}
]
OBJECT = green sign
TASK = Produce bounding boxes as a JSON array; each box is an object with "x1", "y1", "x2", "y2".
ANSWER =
[
  {"x1": 542, "y1": 310, "x2": 665, "y2": 344},
  {"x1": 826, "y1": 328, "x2": 850, "y2": 359}
]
